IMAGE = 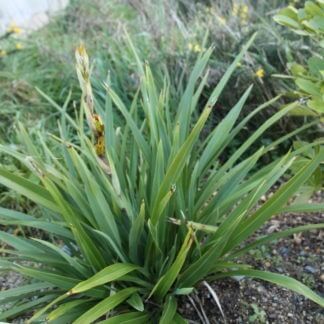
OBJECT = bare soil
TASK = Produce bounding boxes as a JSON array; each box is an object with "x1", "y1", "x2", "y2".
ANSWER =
[{"x1": 179, "y1": 210, "x2": 324, "y2": 323}]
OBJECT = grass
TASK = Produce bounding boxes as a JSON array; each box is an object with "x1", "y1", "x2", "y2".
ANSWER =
[{"x1": 0, "y1": 0, "x2": 319, "y2": 139}]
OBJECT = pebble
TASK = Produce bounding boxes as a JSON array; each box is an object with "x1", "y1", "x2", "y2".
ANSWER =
[
  {"x1": 257, "y1": 285, "x2": 267, "y2": 294},
  {"x1": 304, "y1": 265, "x2": 318, "y2": 274},
  {"x1": 279, "y1": 247, "x2": 289, "y2": 256}
]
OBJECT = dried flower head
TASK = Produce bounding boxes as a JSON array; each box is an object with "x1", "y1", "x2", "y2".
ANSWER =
[{"x1": 75, "y1": 43, "x2": 90, "y2": 82}]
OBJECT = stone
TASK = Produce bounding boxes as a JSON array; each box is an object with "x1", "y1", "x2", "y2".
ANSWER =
[{"x1": 304, "y1": 265, "x2": 318, "y2": 274}]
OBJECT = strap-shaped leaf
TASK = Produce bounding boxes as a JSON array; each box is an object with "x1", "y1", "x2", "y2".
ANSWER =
[
  {"x1": 73, "y1": 287, "x2": 139, "y2": 324},
  {"x1": 47, "y1": 299, "x2": 95, "y2": 321},
  {"x1": 106, "y1": 86, "x2": 150, "y2": 162},
  {"x1": 280, "y1": 203, "x2": 324, "y2": 213},
  {"x1": 0, "y1": 168, "x2": 58, "y2": 212},
  {"x1": 151, "y1": 104, "x2": 213, "y2": 225},
  {"x1": 229, "y1": 223, "x2": 324, "y2": 259},
  {"x1": 17, "y1": 267, "x2": 79, "y2": 290},
  {"x1": 197, "y1": 85, "x2": 253, "y2": 177},
  {"x1": 226, "y1": 149, "x2": 324, "y2": 251},
  {"x1": 0, "y1": 207, "x2": 73, "y2": 239},
  {"x1": 0, "y1": 294, "x2": 57, "y2": 321},
  {"x1": 70, "y1": 263, "x2": 139, "y2": 294},
  {"x1": 159, "y1": 295, "x2": 177, "y2": 324},
  {"x1": 42, "y1": 176, "x2": 106, "y2": 270},
  {"x1": 0, "y1": 282, "x2": 53, "y2": 303},
  {"x1": 129, "y1": 200, "x2": 146, "y2": 263},
  {"x1": 176, "y1": 48, "x2": 214, "y2": 142},
  {"x1": 214, "y1": 269, "x2": 324, "y2": 307},
  {"x1": 97, "y1": 312, "x2": 150, "y2": 324},
  {"x1": 151, "y1": 228, "x2": 193, "y2": 300}
]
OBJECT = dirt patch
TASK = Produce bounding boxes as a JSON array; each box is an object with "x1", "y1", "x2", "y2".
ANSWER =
[{"x1": 179, "y1": 211, "x2": 324, "y2": 323}]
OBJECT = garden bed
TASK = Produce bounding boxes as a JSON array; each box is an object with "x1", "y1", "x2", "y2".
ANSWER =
[
  {"x1": 179, "y1": 203, "x2": 324, "y2": 323},
  {"x1": 1, "y1": 201, "x2": 323, "y2": 323}
]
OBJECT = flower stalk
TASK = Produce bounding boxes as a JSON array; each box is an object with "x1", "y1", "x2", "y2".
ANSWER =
[{"x1": 75, "y1": 44, "x2": 110, "y2": 172}]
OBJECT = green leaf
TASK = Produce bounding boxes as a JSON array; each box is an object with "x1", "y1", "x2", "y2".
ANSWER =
[
  {"x1": 0, "y1": 295, "x2": 57, "y2": 321},
  {"x1": 176, "y1": 48, "x2": 213, "y2": 142},
  {"x1": 70, "y1": 263, "x2": 139, "y2": 294},
  {"x1": 295, "y1": 78, "x2": 320, "y2": 96},
  {"x1": 129, "y1": 200, "x2": 146, "y2": 263},
  {"x1": 226, "y1": 149, "x2": 324, "y2": 252},
  {"x1": 280, "y1": 203, "x2": 324, "y2": 213},
  {"x1": 0, "y1": 168, "x2": 59, "y2": 212},
  {"x1": 0, "y1": 282, "x2": 53, "y2": 303},
  {"x1": 47, "y1": 299, "x2": 94, "y2": 321},
  {"x1": 41, "y1": 176, "x2": 106, "y2": 270},
  {"x1": 127, "y1": 293, "x2": 144, "y2": 312},
  {"x1": 28, "y1": 291, "x2": 71, "y2": 322},
  {"x1": 214, "y1": 269, "x2": 324, "y2": 307},
  {"x1": 197, "y1": 85, "x2": 253, "y2": 176},
  {"x1": 151, "y1": 228, "x2": 193, "y2": 300},
  {"x1": 17, "y1": 267, "x2": 79, "y2": 291},
  {"x1": 159, "y1": 296, "x2": 177, "y2": 324},
  {"x1": 97, "y1": 312, "x2": 150, "y2": 324},
  {"x1": 73, "y1": 287, "x2": 138, "y2": 324},
  {"x1": 229, "y1": 223, "x2": 324, "y2": 259},
  {"x1": 151, "y1": 104, "x2": 213, "y2": 225},
  {"x1": 105, "y1": 86, "x2": 150, "y2": 162},
  {"x1": 173, "y1": 287, "x2": 194, "y2": 295},
  {"x1": 173, "y1": 313, "x2": 188, "y2": 324},
  {"x1": 205, "y1": 33, "x2": 256, "y2": 109}
]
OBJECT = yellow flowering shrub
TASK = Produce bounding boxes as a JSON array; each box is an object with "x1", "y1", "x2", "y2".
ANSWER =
[{"x1": 7, "y1": 22, "x2": 22, "y2": 34}]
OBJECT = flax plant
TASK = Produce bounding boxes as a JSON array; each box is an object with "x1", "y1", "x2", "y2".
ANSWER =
[{"x1": 0, "y1": 35, "x2": 323, "y2": 323}]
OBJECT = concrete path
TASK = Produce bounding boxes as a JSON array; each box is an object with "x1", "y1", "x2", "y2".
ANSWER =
[{"x1": 0, "y1": 0, "x2": 69, "y2": 35}]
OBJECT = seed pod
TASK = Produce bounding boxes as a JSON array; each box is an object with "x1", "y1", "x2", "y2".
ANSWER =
[{"x1": 95, "y1": 136, "x2": 105, "y2": 157}]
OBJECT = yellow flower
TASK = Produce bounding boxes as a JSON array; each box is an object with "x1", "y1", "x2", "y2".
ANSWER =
[
  {"x1": 255, "y1": 68, "x2": 265, "y2": 78},
  {"x1": 241, "y1": 5, "x2": 249, "y2": 14},
  {"x1": 188, "y1": 43, "x2": 202, "y2": 53},
  {"x1": 0, "y1": 50, "x2": 7, "y2": 57},
  {"x1": 217, "y1": 15, "x2": 226, "y2": 26},
  {"x1": 193, "y1": 44, "x2": 202, "y2": 53},
  {"x1": 15, "y1": 43, "x2": 23, "y2": 50},
  {"x1": 232, "y1": 3, "x2": 240, "y2": 16},
  {"x1": 7, "y1": 22, "x2": 22, "y2": 34},
  {"x1": 240, "y1": 5, "x2": 249, "y2": 19}
]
